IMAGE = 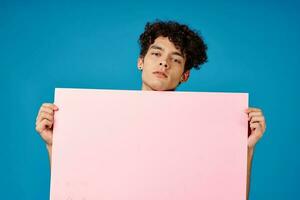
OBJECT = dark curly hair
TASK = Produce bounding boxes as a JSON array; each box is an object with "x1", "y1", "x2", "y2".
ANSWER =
[{"x1": 138, "y1": 20, "x2": 208, "y2": 72}]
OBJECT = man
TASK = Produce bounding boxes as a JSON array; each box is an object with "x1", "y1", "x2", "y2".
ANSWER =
[{"x1": 35, "y1": 20, "x2": 266, "y2": 199}]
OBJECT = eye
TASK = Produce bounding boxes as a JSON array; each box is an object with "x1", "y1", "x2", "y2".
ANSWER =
[
  {"x1": 173, "y1": 58, "x2": 182, "y2": 64},
  {"x1": 151, "y1": 52, "x2": 160, "y2": 56}
]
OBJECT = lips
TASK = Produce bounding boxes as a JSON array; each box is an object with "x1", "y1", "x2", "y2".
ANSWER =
[{"x1": 153, "y1": 71, "x2": 168, "y2": 78}]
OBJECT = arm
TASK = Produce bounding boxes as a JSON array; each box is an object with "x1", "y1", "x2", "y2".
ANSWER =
[
  {"x1": 46, "y1": 144, "x2": 53, "y2": 168},
  {"x1": 245, "y1": 107, "x2": 266, "y2": 200},
  {"x1": 35, "y1": 103, "x2": 58, "y2": 170},
  {"x1": 246, "y1": 147, "x2": 254, "y2": 200}
]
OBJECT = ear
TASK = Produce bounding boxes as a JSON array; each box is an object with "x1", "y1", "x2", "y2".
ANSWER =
[
  {"x1": 137, "y1": 57, "x2": 144, "y2": 70},
  {"x1": 180, "y1": 70, "x2": 190, "y2": 83}
]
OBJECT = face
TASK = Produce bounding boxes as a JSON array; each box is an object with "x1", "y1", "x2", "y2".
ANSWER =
[{"x1": 138, "y1": 36, "x2": 190, "y2": 91}]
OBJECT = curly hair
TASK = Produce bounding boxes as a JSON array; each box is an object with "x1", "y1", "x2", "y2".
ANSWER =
[{"x1": 138, "y1": 20, "x2": 208, "y2": 72}]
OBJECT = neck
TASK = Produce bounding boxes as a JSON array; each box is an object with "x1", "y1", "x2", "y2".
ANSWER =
[
  {"x1": 141, "y1": 83, "x2": 154, "y2": 91},
  {"x1": 141, "y1": 83, "x2": 176, "y2": 91}
]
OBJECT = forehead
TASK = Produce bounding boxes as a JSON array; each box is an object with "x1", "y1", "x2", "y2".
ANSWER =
[{"x1": 150, "y1": 36, "x2": 182, "y2": 54}]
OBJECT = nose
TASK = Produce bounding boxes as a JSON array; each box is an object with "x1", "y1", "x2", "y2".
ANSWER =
[{"x1": 159, "y1": 60, "x2": 169, "y2": 69}]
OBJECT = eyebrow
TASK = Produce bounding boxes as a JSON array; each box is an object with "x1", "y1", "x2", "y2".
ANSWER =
[{"x1": 149, "y1": 45, "x2": 184, "y2": 59}]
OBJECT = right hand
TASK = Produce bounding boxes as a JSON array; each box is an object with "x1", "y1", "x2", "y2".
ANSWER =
[{"x1": 35, "y1": 103, "x2": 59, "y2": 147}]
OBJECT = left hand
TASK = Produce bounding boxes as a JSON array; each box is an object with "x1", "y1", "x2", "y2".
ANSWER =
[{"x1": 245, "y1": 107, "x2": 267, "y2": 149}]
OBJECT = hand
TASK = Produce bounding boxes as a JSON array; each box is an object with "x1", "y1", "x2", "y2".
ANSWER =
[
  {"x1": 35, "y1": 103, "x2": 59, "y2": 147},
  {"x1": 245, "y1": 107, "x2": 266, "y2": 149}
]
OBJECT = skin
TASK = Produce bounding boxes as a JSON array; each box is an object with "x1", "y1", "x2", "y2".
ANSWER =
[
  {"x1": 138, "y1": 37, "x2": 190, "y2": 91},
  {"x1": 35, "y1": 36, "x2": 266, "y2": 200}
]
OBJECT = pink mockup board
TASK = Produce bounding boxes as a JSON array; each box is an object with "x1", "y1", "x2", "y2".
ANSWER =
[{"x1": 50, "y1": 88, "x2": 248, "y2": 200}]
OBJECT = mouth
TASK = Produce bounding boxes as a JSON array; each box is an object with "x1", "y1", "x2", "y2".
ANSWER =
[{"x1": 153, "y1": 71, "x2": 168, "y2": 78}]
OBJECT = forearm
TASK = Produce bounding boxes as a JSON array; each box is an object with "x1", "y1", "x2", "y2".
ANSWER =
[
  {"x1": 46, "y1": 145, "x2": 52, "y2": 169},
  {"x1": 246, "y1": 147, "x2": 254, "y2": 200}
]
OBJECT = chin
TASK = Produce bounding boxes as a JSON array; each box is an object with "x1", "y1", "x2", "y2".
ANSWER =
[
  {"x1": 143, "y1": 80, "x2": 165, "y2": 91},
  {"x1": 151, "y1": 84, "x2": 167, "y2": 91}
]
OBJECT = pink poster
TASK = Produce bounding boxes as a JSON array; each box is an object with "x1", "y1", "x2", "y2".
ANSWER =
[{"x1": 50, "y1": 88, "x2": 248, "y2": 200}]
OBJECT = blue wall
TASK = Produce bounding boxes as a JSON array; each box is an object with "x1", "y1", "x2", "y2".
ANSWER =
[{"x1": 1, "y1": 0, "x2": 299, "y2": 199}]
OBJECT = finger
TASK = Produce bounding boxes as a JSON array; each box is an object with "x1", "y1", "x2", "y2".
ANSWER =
[
  {"x1": 36, "y1": 119, "x2": 53, "y2": 133},
  {"x1": 250, "y1": 116, "x2": 265, "y2": 123},
  {"x1": 41, "y1": 103, "x2": 59, "y2": 111},
  {"x1": 40, "y1": 107, "x2": 54, "y2": 115},
  {"x1": 37, "y1": 104, "x2": 59, "y2": 121},
  {"x1": 250, "y1": 122, "x2": 260, "y2": 129},
  {"x1": 38, "y1": 103, "x2": 53, "y2": 115},
  {"x1": 36, "y1": 112, "x2": 54, "y2": 125},
  {"x1": 53, "y1": 104, "x2": 59, "y2": 110},
  {"x1": 248, "y1": 111, "x2": 263, "y2": 120},
  {"x1": 245, "y1": 107, "x2": 262, "y2": 113},
  {"x1": 250, "y1": 119, "x2": 266, "y2": 131},
  {"x1": 42, "y1": 103, "x2": 54, "y2": 108},
  {"x1": 249, "y1": 123, "x2": 264, "y2": 139}
]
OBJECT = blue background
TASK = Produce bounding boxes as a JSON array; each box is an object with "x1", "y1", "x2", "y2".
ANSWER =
[{"x1": 1, "y1": 0, "x2": 299, "y2": 199}]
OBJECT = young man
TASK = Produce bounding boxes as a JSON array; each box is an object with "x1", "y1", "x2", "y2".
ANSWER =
[{"x1": 35, "y1": 20, "x2": 266, "y2": 199}]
